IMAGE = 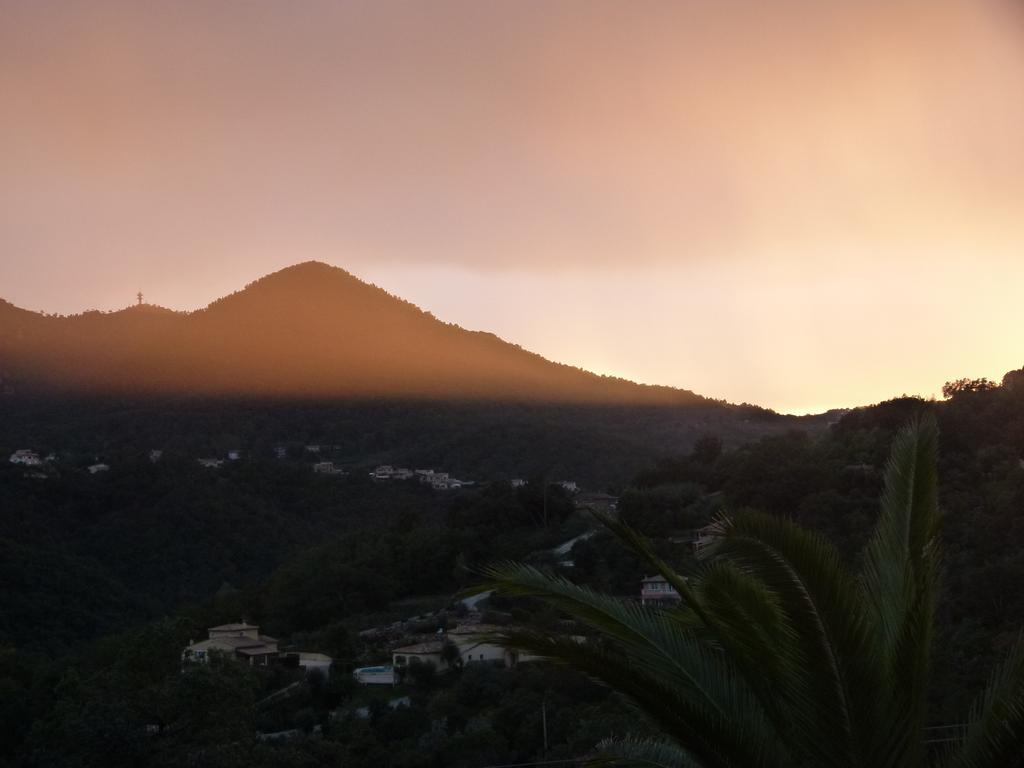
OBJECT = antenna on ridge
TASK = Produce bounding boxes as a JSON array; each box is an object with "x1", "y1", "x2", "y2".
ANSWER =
[{"x1": 137, "y1": 291, "x2": 143, "y2": 306}]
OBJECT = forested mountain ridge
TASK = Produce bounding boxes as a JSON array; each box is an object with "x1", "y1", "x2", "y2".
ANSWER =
[{"x1": 0, "y1": 261, "x2": 725, "y2": 405}]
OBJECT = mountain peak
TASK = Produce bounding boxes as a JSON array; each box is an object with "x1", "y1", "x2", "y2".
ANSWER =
[
  {"x1": 0, "y1": 262, "x2": 713, "y2": 406},
  {"x1": 258, "y1": 260, "x2": 356, "y2": 283}
]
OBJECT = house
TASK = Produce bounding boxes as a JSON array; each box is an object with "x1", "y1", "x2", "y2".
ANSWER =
[
  {"x1": 182, "y1": 622, "x2": 279, "y2": 666},
  {"x1": 274, "y1": 446, "x2": 288, "y2": 459},
  {"x1": 149, "y1": 449, "x2": 163, "y2": 463},
  {"x1": 510, "y1": 478, "x2": 527, "y2": 488},
  {"x1": 558, "y1": 480, "x2": 579, "y2": 494},
  {"x1": 9, "y1": 449, "x2": 41, "y2": 466},
  {"x1": 87, "y1": 463, "x2": 110, "y2": 474},
  {"x1": 305, "y1": 445, "x2": 322, "y2": 454},
  {"x1": 640, "y1": 575, "x2": 682, "y2": 604},
  {"x1": 372, "y1": 465, "x2": 395, "y2": 480},
  {"x1": 391, "y1": 640, "x2": 447, "y2": 671},
  {"x1": 448, "y1": 625, "x2": 523, "y2": 666},
  {"x1": 227, "y1": 450, "x2": 242, "y2": 461},
  {"x1": 197, "y1": 458, "x2": 224, "y2": 468},
  {"x1": 313, "y1": 461, "x2": 340, "y2": 474}
]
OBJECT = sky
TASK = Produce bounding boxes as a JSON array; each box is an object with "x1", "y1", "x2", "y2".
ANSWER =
[{"x1": 2, "y1": 0, "x2": 1024, "y2": 414}]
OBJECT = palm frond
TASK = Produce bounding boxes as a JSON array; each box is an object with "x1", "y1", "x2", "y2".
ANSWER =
[
  {"x1": 478, "y1": 564, "x2": 763, "y2": 725},
  {"x1": 589, "y1": 736, "x2": 703, "y2": 767},
  {"x1": 861, "y1": 416, "x2": 941, "y2": 765},
  {"x1": 587, "y1": 513, "x2": 817, "y2": 762},
  {"x1": 707, "y1": 511, "x2": 884, "y2": 767},
  {"x1": 492, "y1": 628, "x2": 788, "y2": 768},
  {"x1": 946, "y1": 637, "x2": 1024, "y2": 768}
]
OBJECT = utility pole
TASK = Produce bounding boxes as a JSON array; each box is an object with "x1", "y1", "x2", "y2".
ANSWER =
[{"x1": 541, "y1": 699, "x2": 548, "y2": 753}]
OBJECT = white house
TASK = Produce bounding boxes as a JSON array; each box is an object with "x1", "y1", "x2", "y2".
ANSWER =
[
  {"x1": 510, "y1": 478, "x2": 527, "y2": 488},
  {"x1": 87, "y1": 463, "x2": 110, "y2": 474},
  {"x1": 227, "y1": 450, "x2": 242, "y2": 461},
  {"x1": 9, "y1": 450, "x2": 41, "y2": 466},
  {"x1": 450, "y1": 624, "x2": 548, "y2": 667},
  {"x1": 448, "y1": 625, "x2": 519, "y2": 666},
  {"x1": 197, "y1": 458, "x2": 224, "y2": 469},
  {"x1": 182, "y1": 622, "x2": 279, "y2": 666},
  {"x1": 558, "y1": 480, "x2": 579, "y2": 494},
  {"x1": 640, "y1": 575, "x2": 682, "y2": 605},
  {"x1": 392, "y1": 640, "x2": 448, "y2": 671}
]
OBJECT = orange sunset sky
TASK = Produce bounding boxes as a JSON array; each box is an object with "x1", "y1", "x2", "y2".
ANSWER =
[{"x1": 2, "y1": 0, "x2": 1024, "y2": 414}]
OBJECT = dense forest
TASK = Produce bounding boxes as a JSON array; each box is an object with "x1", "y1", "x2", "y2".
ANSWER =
[{"x1": 2, "y1": 370, "x2": 1024, "y2": 765}]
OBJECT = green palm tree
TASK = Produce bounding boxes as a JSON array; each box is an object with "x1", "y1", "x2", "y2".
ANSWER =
[{"x1": 475, "y1": 418, "x2": 1024, "y2": 767}]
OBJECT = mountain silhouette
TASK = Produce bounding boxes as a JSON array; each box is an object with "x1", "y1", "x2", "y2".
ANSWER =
[{"x1": 0, "y1": 262, "x2": 730, "y2": 406}]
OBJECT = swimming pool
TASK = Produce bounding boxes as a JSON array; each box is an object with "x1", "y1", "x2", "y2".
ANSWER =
[{"x1": 354, "y1": 665, "x2": 392, "y2": 675}]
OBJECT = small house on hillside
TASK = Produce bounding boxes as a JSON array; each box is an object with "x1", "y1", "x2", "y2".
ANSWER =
[
  {"x1": 640, "y1": 575, "x2": 681, "y2": 605},
  {"x1": 448, "y1": 625, "x2": 526, "y2": 666},
  {"x1": 392, "y1": 640, "x2": 447, "y2": 671},
  {"x1": 182, "y1": 622, "x2": 279, "y2": 666},
  {"x1": 9, "y1": 449, "x2": 41, "y2": 466},
  {"x1": 391, "y1": 625, "x2": 542, "y2": 673}
]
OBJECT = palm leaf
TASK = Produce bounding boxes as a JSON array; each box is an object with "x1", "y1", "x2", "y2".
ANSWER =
[
  {"x1": 706, "y1": 511, "x2": 886, "y2": 767},
  {"x1": 490, "y1": 627, "x2": 788, "y2": 768},
  {"x1": 861, "y1": 416, "x2": 941, "y2": 766},
  {"x1": 589, "y1": 736, "x2": 703, "y2": 767},
  {"x1": 946, "y1": 637, "x2": 1024, "y2": 768}
]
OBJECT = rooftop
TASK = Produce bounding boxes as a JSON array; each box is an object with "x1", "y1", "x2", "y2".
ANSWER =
[
  {"x1": 641, "y1": 574, "x2": 670, "y2": 584},
  {"x1": 393, "y1": 641, "x2": 445, "y2": 655}
]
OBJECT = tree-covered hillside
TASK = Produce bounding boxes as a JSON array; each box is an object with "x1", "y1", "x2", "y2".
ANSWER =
[{"x1": 3, "y1": 369, "x2": 1024, "y2": 765}]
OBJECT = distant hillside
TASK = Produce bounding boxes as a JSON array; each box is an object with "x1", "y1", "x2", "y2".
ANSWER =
[{"x1": 0, "y1": 262, "x2": 719, "y2": 405}]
